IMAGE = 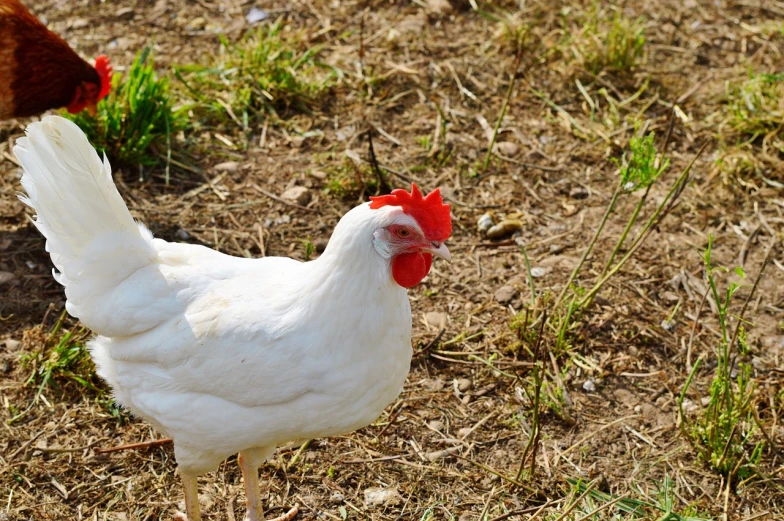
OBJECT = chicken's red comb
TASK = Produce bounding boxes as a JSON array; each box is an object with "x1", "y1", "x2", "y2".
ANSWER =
[
  {"x1": 369, "y1": 183, "x2": 452, "y2": 242},
  {"x1": 95, "y1": 55, "x2": 113, "y2": 100}
]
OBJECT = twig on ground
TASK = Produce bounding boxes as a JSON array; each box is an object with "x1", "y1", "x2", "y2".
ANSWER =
[
  {"x1": 95, "y1": 438, "x2": 173, "y2": 454},
  {"x1": 365, "y1": 128, "x2": 391, "y2": 194},
  {"x1": 414, "y1": 328, "x2": 446, "y2": 359}
]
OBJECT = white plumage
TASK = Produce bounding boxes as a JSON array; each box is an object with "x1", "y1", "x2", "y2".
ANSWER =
[{"x1": 15, "y1": 116, "x2": 451, "y2": 521}]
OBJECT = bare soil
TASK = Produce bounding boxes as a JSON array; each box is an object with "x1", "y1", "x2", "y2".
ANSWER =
[{"x1": 1, "y1": 1, "x2": 783, "y2": 520}]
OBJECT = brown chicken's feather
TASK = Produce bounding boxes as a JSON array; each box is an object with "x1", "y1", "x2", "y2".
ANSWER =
[{"x1": 0, "y1": 0, "x2": 101, "y2": 119}]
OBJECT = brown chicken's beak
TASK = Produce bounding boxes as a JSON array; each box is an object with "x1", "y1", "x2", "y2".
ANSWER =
[
  {"x1": 423, "y1": 242, "x2": 451, "y2": 262},
  {"x1": 85, "y1": 104, "x2": 97, "y2": 117}
]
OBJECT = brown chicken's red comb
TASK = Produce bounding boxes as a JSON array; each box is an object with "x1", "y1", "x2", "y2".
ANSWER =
[
  {"x1": 369, "y1": 183, "x2": 452, "y2": 242},
  {"x1": 95, "y1": 55, "x2": 113, "y2": 100}
]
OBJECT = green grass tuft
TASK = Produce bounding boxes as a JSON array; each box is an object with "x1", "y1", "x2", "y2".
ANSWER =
[
  {"x1": 565, "y1": 476, "x2": 711, "y2": 520},
  {"x1": 322, "y1": 158, "x2": 378, "y2": 200},
  {"x1": 176, "y1": 22, "x2": 338, "y2": 127},
  {"x1": 576, "y1": 9, "x2": 646, "y2": 74},
  {"x1": 20, "y1": 312, "x2": 98, "y2": 399},
  {"x1": 66, "y1": 48, "x2": 184, "y2": 174},
  {"x1": 724, "y1": 71, "x2": 784, "y2": 140}
]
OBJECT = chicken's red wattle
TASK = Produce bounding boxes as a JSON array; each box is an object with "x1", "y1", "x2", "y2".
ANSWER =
[{"x1": 391, "y1": 252, "x2": 433, "y2": 288}]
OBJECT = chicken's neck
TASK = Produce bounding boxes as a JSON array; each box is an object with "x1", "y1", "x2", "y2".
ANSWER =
[{"x1": 309, "y1": 204, "x2": 404, "y2": 300}]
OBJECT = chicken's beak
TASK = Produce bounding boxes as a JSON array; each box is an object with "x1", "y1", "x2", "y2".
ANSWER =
[
  {"x1": 85, "y1": 104, "x2": 97, "y2": 117},
  {"x1": 423, "y1": 242, "x2": 451, "y2": 262}
]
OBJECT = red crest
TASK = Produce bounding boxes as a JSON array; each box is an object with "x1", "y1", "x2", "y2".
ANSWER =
[
  {"x1": 94, "y1": 55, "x2": 113, "y2": 100},
  {"x1": 369, "y1": 184, "x2": 452, "y2": 242}
]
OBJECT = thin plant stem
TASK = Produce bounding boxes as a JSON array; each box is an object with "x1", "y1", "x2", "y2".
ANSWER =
[
  {"x1": 727, "y1": 240, "x2": 775, "y2": 361},
  {"x1": 598, "y1": 185, "x2": 648, "y2": 281},
  {"x1": 577, "y1": 141, "x2": 708, "y2": 309},
  {"x1": 677, "y1": 355, "x2": 703, "y2": 433},
  {"x1": 582, "y1": 186, "x2": 649, "y2": 310},
  {"x1": 482, "y1": 31, "x2": 525, "y2": 173},
  {"x1": 552, "y1": 481, "x2": 598, "y2": 521},
  {"x1": 520, "y1": 245, "x2": 536, "y2": 308},
  {"x1": 516, "y1": 311, "x2": 546, "y2": 481},
  {"x1": 553, "y1": 179, "x2": 622, "y2": 310}
]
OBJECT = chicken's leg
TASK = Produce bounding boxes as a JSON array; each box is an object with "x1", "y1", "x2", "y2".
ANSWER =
[
  {"x1": 237, "y1": 449, "x2": 299, "y2": 521},
  {"x1": 173, "y1": 470, "x2": 201, "y2": 521}
]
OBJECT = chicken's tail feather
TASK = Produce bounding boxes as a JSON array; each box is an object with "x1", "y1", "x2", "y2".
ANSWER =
[{"x1": 14, "y1": 116, "x2": 155, "y2": 328}]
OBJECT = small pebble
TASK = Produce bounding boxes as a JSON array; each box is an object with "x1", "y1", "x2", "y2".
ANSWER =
[
  {"x1": 582, "y1": 379, "x2": 597, "y2": 392},
  {"x1": 245, "y1": 6, "x2": 268, "y2": 24},
  {"x1": 427, "y1": 420, "x2": 445, "y2": 431},
  {"x1": 186, "y1": 16, "x2": 207, "y2": 30},
  {"x1": 281, "y1": 186, "x2": 311, "y2": 206},
  {"x1": 457, "y1": 427, "x2": 473, "y2": 438},
  {"x1": 456, "y1": 378, "x2": 472, "y2": 392},
  {"x1": 425, "y1": 0, "x2": 452, "y2": 15},
  {"x1": 364, "y1": 487, "x2": 400, "y2": 507},
  {"x1": 423, "y1": 378, "x2": 445, "y2": 391},
  {"x1": 477, "y1": 212, "x2": 495, "y2": 234},
  {"x1": 561, "y1": 202, "x2": 578, "y2": 216},
  {"x1": 494, "y1": 285, "x2": 517, "y2": 304},
  {"x1": 486, "y1": 219, "x2": 523, "y2": 240},
  {"x1": 493, "y1": 141, "x2": 519, "y2": 156},
  {"x1": 530, "y1": 267, "x2": 549, "y2": 278},
  {"x1": 569, "y1": 186, "x2": 589, "y2": 199},
  {"x1": 214, "y1": 161, "x2": 239, "y2": 172},
  {"x1": 660, "y1": 319, "x2": 677, "y2": 332},
  {"x1": 116, "y1": 7, "x2": 135, "y2": 20},
  {"x1": 425, "y1": 311, "x2": 446, "y2": 329}
]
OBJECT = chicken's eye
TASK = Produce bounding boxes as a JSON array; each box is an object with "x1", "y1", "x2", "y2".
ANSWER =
[{"x1": 396, "y1": 227, "x2": 411, "y2": 238}]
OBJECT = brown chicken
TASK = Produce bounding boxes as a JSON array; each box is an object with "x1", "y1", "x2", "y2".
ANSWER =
[{"x1": 0, "y1": 0, "x2": 112, "y2": 119}]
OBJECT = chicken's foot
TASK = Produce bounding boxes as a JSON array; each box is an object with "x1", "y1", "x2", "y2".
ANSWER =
[
  {"x1": 174, "y1": 470, "x2": 201, "y2": 521},
  {"x1": 238, "y1": 449, "x2": 298, "y2": 521}
]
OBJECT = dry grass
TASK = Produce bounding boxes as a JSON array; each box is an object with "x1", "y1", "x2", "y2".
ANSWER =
[{"x1": 1, "y1": 1, "x2": 784, "y2": 520}]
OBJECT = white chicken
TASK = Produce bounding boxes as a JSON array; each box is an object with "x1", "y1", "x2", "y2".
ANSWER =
[{"x1": 15, "y1": 116, "x2": 452, "y2": 521}]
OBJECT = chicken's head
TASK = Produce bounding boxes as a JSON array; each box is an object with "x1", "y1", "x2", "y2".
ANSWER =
[
  {"x1": 66, "y1": 55, "x2": 113, "y2": 116},
  {"x1": 369, "y1": 184, "x2": 452, "y2": 288}
]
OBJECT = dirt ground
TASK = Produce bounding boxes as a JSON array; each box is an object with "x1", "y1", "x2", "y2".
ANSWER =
[{"x1": 1, "y1": 0, "x2": 784, "y2": 520}]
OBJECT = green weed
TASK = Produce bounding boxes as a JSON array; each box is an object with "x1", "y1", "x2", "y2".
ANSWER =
[
  {"x1": 10, "y1": 311, "x2": 99, "y2": 425},
  {"x1": 20, "y1": 312, "x2": 96, "y2": 395},
  {"x1": 678, "y1": 236, "x2": 768, "y2": 480},
  {"x1": 553, "y1": 131, "x2": 676, "y2": 319},
  {"x1": 176, "y1": 22, "x2": 338, "y2": 127},
  {"x1": 66, "y1": 48, "x2": 184, "y2": 178},
  {"x1": 301, "y1": 238, "x2": 315, "y2": 261},
  {"x1": 509, "y1": 132, "x2": 704, "y2": 444}
]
